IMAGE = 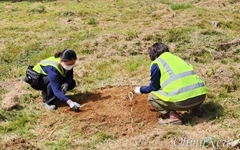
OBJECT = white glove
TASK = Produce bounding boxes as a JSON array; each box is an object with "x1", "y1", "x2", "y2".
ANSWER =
[
  {"x1": 61, "y1": 83, "x2": 68, "y2": 94},
  {"x1": 134, "y1": 87, "x2": 142, "y2": 94},
  {"x1": 69, "y1": 102, "x2": 80, "y2": 111}
]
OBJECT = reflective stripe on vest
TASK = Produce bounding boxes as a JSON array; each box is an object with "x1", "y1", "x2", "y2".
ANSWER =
[
  {"x1": 151, "y1": 53, "x2": 206, "y2": 102},
  {"x1": 156, "y1": 57, "x2": 195, "y2": 88},
  {"x1": 33, "y1": 57, "x2": 66, "y2": 77},
  {"x1": 154, "y1": 82, "x2": 205, "y2": 97}
]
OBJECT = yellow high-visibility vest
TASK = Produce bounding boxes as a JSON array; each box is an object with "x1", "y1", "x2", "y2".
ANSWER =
[
  {"x1": 151, "y1": 52, "x2": 206, "y2": 102},
  {"x1": 33, "y1": 57, "x2": 67, "y2": 77}
]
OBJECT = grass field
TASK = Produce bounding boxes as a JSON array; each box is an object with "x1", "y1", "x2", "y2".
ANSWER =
[{"x1": 0, "y1": 0, "x2": 240, "y2": 149}]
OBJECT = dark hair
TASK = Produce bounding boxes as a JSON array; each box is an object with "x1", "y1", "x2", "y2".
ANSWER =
[
  {"x1": 54, "y1": 49, "x2": 77, "y2": 62},
  {"x1": 149, "y1": 42, "x2": 169, "y2": 61}
]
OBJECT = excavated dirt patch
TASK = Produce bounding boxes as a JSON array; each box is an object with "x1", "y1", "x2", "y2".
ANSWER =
[
  {"x1": 39, "y1": 85, "x2": 160, "y2": 139},
  {"x1": 0, "y1": 138, "x2": 40, "y2": 150},
  {"x1": 1, "y1": 86, "x2": 160, "y2": 149}
]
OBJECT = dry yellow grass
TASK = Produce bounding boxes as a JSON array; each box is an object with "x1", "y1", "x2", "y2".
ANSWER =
[{"x1": 0, "y1": 0, "x2": 240, "y2": 149}]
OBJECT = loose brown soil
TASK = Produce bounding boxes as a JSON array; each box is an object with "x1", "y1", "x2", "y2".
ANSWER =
[
  {"x1": 0, "y1": 138, "x2": 40, "y2": 150},
  {"x1": 47, "y1": 85, "x2": 159, "y2": 138},
  {"x1": 1, "y1": 85, "x2": 160, "y2": 149}
]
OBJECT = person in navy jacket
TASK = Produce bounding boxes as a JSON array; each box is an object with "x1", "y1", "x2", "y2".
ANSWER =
[{"x1": 29, "y1": 49, "x2": 80, "y2": 111}]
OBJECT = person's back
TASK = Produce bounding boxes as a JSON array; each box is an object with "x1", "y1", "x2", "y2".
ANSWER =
[
  {"x1": 151, "y1": 51, "x2": 206, "y2": 103},
  {"x1": 134, "y1": 42, "x2": 206, "y2": 125}
]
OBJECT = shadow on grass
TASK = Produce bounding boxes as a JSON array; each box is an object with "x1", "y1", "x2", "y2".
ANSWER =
[
  {"x1": 182, "y1": 101, "x2": 224, "y2": 125},
  {"x1": 54, "y1": 91, "x2": 111, "y2": 111}
]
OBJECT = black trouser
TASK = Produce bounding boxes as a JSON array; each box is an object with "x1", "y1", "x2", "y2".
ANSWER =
[{"x1": 30, "y1": 75, "x2": 76, "y2": 104}]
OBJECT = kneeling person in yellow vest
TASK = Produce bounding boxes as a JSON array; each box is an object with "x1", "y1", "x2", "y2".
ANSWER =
[
  {"x1": 24, "y1": 49, "x2": 81, "y2": 111},
  {"x1": 133, "y1": 43, "x2": 207, "y2": 125}
]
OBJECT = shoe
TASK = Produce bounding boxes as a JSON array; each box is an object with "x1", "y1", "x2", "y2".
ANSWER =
[
  {"x1": 158, "y1": 111, "x2": 183, "y2": 125},
  {"x1": 191, "y1": 107, "x2": 203, "y2": 117},
  {"x1": 44, "y1": 103, "x2": 56, "y2": 110}
]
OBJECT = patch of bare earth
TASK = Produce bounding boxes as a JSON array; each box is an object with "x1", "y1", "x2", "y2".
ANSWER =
[
  {"x1": 0, "y1": 79, "x2": 27, "y2": 111},
  {"x1": 1, "y1": 82, "x2": 240, "y2": 149},
  {"x1": 0, "y1": 138, "x2": 40, "y2": 150},
  {"x1": 36, "y1": 85, "x2": 159, "y2": 139}
]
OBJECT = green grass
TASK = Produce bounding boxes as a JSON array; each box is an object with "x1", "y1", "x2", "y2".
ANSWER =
[
  {"x1": 159, "y1": 0, "x2": 193, "y2": 10},
  {"x1": 0, "y1": 92, "x2": 40, "y2": 136},
  {"x1": 87, "y1": 132, "x2": 114, "y2": 148},
  {"x1": 0, "y1": 108, "x2": 39, "y2": 134},
  {"x1": 0, "y1": 0, "x2": 237, "y2": 80},
  {"x1": 1, "y1": 0, "x2": 240, "y2": 149},
  {"x1": 171, "y1": 3, "x2": 193, "y2": 10}
]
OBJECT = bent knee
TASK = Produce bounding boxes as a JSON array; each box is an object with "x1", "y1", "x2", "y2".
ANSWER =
[{"x1": 148, "y1": 93, "x2": 159, "y2": 102}]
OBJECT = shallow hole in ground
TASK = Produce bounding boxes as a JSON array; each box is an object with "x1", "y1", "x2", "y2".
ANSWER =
[{"x1": 48, "y1": 85, "x2": 160, "y2": 138}]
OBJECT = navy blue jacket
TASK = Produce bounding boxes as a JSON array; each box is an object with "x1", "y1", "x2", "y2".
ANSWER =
[
  {"x1": 140, "y1": 63, "x2": 161, "y2": 93},
  {"x1": 43, "y1": 66, "x2": 73, "y2": 102}
]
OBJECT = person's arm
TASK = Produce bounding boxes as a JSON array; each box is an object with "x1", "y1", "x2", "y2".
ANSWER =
[
  {"x1": 64, "y1": 69, "x2": 74, "y2": 86},
  {"x1": 43, "y1": 66, "x2": 70, "y2": 102},
  {"x1": 140, "y1": 63, "x2": 161, "y2": 93}
]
